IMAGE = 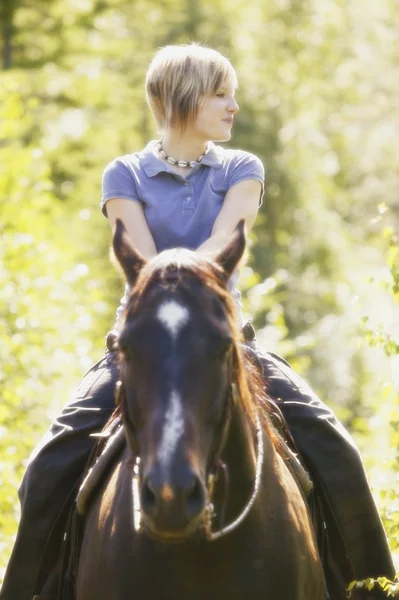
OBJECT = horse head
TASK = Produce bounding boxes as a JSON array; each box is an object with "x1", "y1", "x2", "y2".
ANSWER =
[{"x1": 112, "y1": 219, "x2": 256, "y2": 541}]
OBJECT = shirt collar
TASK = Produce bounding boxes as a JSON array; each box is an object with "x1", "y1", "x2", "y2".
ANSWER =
[
  {"x1": 200, "y1": 142, "x2": 224, "y2": 169},
  {"x1": 139, "y1": 140, "x2": 224, "y2": 178}
]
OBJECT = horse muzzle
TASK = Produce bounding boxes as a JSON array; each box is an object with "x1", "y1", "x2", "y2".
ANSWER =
[{"x1": 139, "y1": 464, "x2": 206, "y2": 539}]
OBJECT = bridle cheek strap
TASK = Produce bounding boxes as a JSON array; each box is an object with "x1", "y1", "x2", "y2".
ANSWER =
[
  {"x1": 204, "y1": 409, "x2": 264, "y2": 541},
  {"x1": 206, "y1": 352, "x2": 239, "y2": 478},
  {"x1": 115, "y1": 368, "x2": 140, "y2": 459},
  {"x1": 206, "y1": 385, "x2": 234, "y2": 480}
]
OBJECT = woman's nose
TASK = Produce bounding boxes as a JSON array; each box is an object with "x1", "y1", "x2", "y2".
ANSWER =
[{"x1": 229, "y1": 98, "x2": 239, "y2": 113}]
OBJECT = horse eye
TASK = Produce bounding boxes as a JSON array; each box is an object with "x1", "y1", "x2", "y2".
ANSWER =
[{"x1": 119, "y1": 342, "x2": 135, "y2": 362}]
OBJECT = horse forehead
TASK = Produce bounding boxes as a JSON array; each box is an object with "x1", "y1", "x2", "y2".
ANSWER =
[{"x1": 156, "y1": 300, "x2": 190, "y2": 338}]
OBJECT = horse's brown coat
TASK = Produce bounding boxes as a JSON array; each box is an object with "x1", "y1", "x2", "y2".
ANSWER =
[
  {"x1": 76, "y1": 221, "x2": 326, "y2": 600},
  {"x1": 78, "y1": 416, "x2": 325, "y2": 600}
]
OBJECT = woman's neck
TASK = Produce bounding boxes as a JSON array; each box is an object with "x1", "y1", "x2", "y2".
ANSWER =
[{"x1": 160, "y1": 130, "x2": 208, "y2": 163}]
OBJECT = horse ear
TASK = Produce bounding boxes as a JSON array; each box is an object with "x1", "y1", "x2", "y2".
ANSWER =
[
  {"x1": 214, "y1": 219, "x2": 246, "y2": 280},
  {"x1": 112, "y1": 219, "x2": 147, "y2": 287}
]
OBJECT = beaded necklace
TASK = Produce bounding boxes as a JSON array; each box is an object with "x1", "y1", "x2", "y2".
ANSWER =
[{"x1": 156, "y1": 140, "x2": 207, "y2": 168}]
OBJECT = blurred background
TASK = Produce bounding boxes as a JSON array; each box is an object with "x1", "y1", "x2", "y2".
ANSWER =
[{"x1": 1, "y1": 0, "x2": 398, "y2": 583}]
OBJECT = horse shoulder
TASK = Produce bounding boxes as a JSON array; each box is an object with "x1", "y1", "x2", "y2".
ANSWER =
[
  {"x1": 77, "y1": 449, "x2": 135, "y2": 598},
  {"x1": 271, "y1": 451, "x2": 324, "y2": 595}
]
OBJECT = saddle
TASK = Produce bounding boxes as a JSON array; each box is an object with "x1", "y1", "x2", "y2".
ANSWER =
[{"x1": 47, "y1": 412, "x2": 124, "y2": 600}]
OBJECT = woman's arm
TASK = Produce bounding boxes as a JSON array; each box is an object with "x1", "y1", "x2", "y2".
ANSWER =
[
  {"x1": 106, "y1": 178, "x2": 261, "y2": 260},
  {"x1": 197, "y1": 179, "x2": 262, "y2": 255},
  {"x1": 106, "y1": 198, "x2": 158, "y2": 260}
]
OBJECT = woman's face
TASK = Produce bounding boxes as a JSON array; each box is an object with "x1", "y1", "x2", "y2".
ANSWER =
[{"x1": 192, "y1": 78, "x2": 239, "y2": 142}]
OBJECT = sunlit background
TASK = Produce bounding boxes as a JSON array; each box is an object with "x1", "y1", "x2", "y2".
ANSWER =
[{"x1": 1, "y1": 0, "x2": 398, "y2": 583}]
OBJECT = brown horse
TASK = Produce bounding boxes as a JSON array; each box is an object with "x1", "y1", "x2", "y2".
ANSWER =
[{"x1": 76, "y1": 220, "x2": 326, "y2": 600}]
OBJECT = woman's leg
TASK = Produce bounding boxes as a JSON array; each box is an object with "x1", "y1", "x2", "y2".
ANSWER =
[
  {"x1": 251, "y1": 345, "x2": 395, "y2": 584},
  {"x1": 0, "y1": 352, "x2": 119, "y2": 600}
]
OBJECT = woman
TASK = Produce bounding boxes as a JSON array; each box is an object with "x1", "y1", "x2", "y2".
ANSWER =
[{"x1": 1, "y1": 43, "x2": 395, "y2": 600}]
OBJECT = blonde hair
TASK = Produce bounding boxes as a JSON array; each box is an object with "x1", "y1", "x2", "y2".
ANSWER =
[{"x1": 145, "y1": 43, "x2": 237, "y2": 132}]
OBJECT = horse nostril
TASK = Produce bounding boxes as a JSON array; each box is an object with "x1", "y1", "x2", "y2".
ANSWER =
[
  {"x1": 185, "y1": 477, "x2": 204, "y2": 520},
  {"x1": 141, "y1": 478, "x2": 156, "y2": 515},
  {"x1": 141, "y1": 471, "x2": 205, "y2": 524}
]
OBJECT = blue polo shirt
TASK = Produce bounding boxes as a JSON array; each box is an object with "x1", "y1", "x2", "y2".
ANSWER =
[{"x1": 101, "y1": 140, "x2": 265, "y2": 329}]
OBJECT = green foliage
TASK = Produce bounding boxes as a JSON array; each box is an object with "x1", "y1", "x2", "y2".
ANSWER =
[
  {"x1": 0, "y1": 70, "x2": 114, "y2": 578},
  {"x1": 1, "y1": 0, "x2": 399, "y2": 585},
  {"x1": 365, "y1": 224, "x2": 398, "y2": 551},
  {"x1": 347, "y1": 574, "x2": 399, "y2": 597},
  {"x1": 348, "y1": 215, "x2": 399, "y2": 588},
  {"x1": 374, "y1": 228, "x2": 399, "y2": 559}
]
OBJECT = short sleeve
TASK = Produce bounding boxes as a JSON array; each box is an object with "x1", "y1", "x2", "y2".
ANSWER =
[
  {"x1": 101, "y1": 158, "x2": 141, "y2": 217},
  {"x1": 228, "y1": 152, "x2": 265, "y2": 207}
]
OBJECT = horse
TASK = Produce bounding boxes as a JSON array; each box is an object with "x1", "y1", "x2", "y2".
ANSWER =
[{"x1": 76, "y1": 219, "x2": 326, "y2": 600}]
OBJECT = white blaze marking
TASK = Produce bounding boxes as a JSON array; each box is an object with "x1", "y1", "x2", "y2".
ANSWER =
[
  {"x1": 158, "y1": 390, "x2": 185, "y2": 469},
  {"x1": 156, "y1": 301, "x2": 188, "y2": 469},
  {"x1": 157, "y1": 301, "x2": 189, "y2": 340}
]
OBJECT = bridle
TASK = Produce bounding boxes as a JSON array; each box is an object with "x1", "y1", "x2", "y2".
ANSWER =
[
  {"x1": 115, "y1": 371, "x2": 265, "y2": 542},
  {"x1": 113, "y1": 269, "x2": 265, "y2": 541}
]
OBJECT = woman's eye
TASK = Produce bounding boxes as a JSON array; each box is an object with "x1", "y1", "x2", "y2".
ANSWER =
[{"x1": 216, "y1": 93, "x2": 225, "y2": 98}]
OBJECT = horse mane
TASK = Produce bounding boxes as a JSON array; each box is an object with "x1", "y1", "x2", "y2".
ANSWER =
[{"x1": 123, "y1": 248, "x2": 278, "y2": 443}]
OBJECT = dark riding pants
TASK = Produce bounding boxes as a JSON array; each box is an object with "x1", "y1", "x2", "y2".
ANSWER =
[
  {"x1": 0, "y1": 343, "x2": 395, "y2": 600},
  {"x1": 253, "y1": 347, "x2": 395, "y2": 583}
]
